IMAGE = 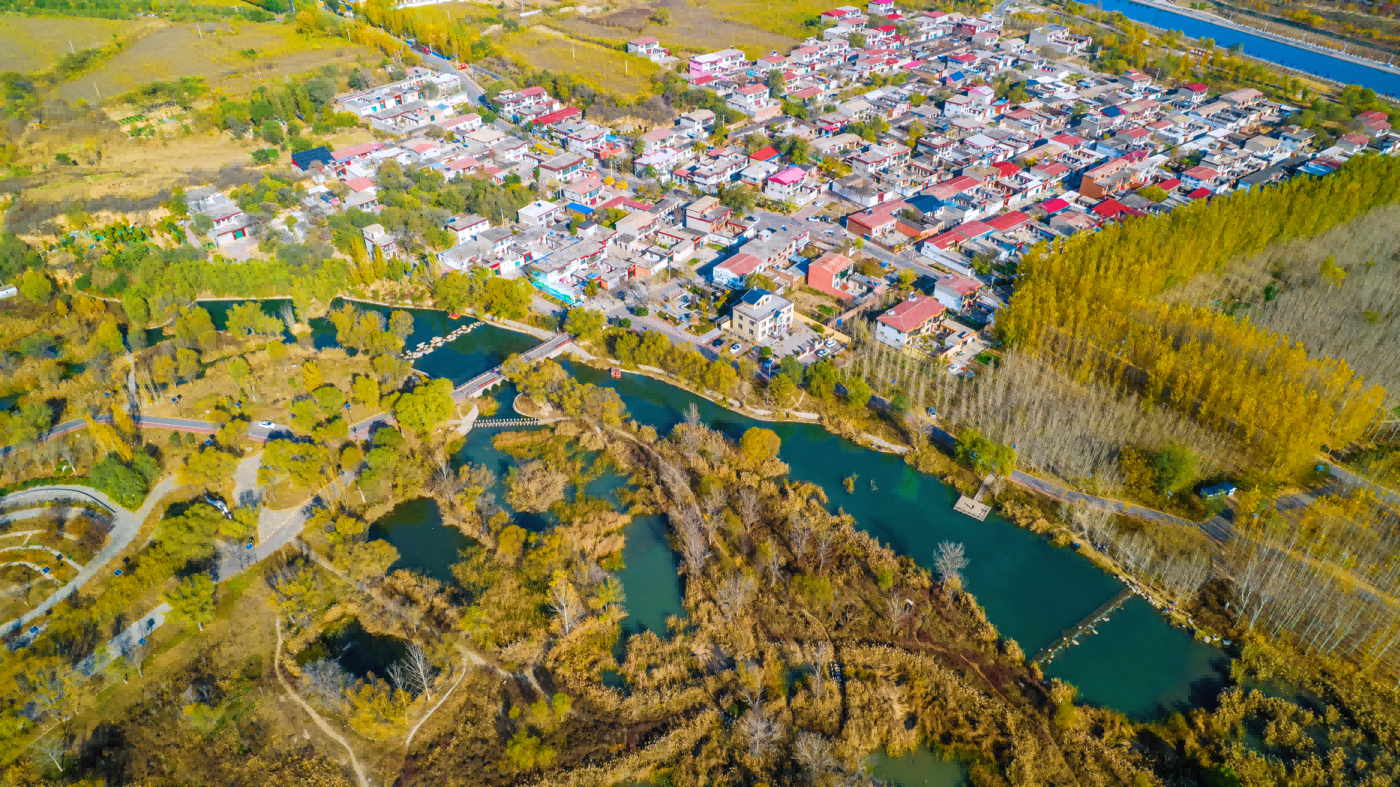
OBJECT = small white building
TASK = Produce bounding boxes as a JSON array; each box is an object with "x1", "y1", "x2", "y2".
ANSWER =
[{"x1": 518, "y1": 199, "x2": 562, "y2": 226}]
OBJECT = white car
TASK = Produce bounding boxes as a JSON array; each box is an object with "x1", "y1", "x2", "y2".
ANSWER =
[
  {"x1": 825, "y1": 338, "x2": 837, "y2": 348},
  {"x1": 729, "y1": 343, "x2": 742, "y2": 354},
  {"x1": 259, "y1": 420, "x2": 275, "y2": 428}
]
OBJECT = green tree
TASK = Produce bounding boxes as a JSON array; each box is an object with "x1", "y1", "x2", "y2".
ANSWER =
[
  {"x1": 389, "y1": 310, "x2": 415, "y2": 340},
  {"x1": 844, "y1": 377, "x2": 871, "y2": 410},
  {"x1": 19, "y1": 268, "x2": 52, "y2": 303},
  {"x1": 955, "y1": 428, "x2": 1016, "y2": 476},
  {"x1": 1154, "y1": 443, "x2": 1195, "y2": 495},
  {"x1": 89, "y1": 456, "x2": 149, "y2": 508},
  {"x1": 165, "y1": 574, "x2": 216, "y2": 630},
  {"x1": 353, "y1": 375, "x2": 380, "y2": 408},
  {"x1": 393, "y1": 378, "x2": 455, "y2": 435},
  {"x1": 564, "y1": 307, "x2": 606, "y2": 341},
  {"x1": 805, "y1": 359, "x2": 840, "y2": 399},
  {"x1": 314, "y1": 384, "x2": 347, "y2": 414}
]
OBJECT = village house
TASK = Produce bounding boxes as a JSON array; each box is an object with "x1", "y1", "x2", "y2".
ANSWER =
[
  {"x1": 875, "y1": 293, "x2": 946, "y2": 349},
  {"x1": 445, "y1": 214, "x2": 490, "y2": 244},
  {"x1": 806, "y1": 251, "x2": 860, "y2": 301},
  {"x1": 932, "y1": 273, "x2": 983, "y2": 313},
  {"x1": 627, "y1": 36, "x2": 670, "y2": 61},
  {"x1": 362, "y1": 224, "x2": 397, "y2": 258},
  {"x1": 726, "y1": 288, "x2": 795, "y2": 342}
]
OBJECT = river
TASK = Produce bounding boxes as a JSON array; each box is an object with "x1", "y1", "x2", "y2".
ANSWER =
[
  {"x1": 1097, "y1": 0, "x2": 1400, "y2": 95},
  {"x1": 362, "y1": 317, "x2": 1228, "y2": 724}
]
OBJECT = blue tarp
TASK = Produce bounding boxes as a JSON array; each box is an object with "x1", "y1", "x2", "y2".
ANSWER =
[{"x1": 566, "y1": 202, "x2": 594, "y2": 214}]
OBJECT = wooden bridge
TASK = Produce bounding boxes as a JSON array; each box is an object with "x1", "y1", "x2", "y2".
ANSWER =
[
  {"x1": 1031, "y1": 586, "x2": 1136, "y2": 664},
  {"x1": 953, "y1": 474, "x2": 996, "y2": 521},
  {"x1": 453, "y1": 332, "x2": 574, "y2": 400}
]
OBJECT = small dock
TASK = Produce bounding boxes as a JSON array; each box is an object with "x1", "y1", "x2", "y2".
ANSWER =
[
  {"x1": 952, "y1": 474, "x2": 996, "y2": 521},
  {"x1": 1031, "y1": 586, "x2": 1135, "y2": 664}
]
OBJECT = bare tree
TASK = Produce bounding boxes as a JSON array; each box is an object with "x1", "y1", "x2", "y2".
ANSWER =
[
  {"x1": 302, "y1": 659, "x2": 353, "y2": 709},
  {"x1": 279, "y1": 301, "x2": 297, "y2": 331},
  {"x1": 737, "y1": 707, "x2": 781, "y2": 762},
  {"x1": 789, "y1": 516, "x2": 814, "y2": 566},
  {"x1": 714, "y1": 573, "x2": 757, "y2": 621},
  {"x1": 736, "y1": 488, "x2": 761, "y2": 534},
  {"x1": 762, "y1": 539, "x2": 784, "y2": 587},
  {"x1": 123, "y1": 632, "x2": 151, "y2": 678},
  {"x1": 807, "y1": 641, "x2": 833, "y2": 697},
  {"x1": 814, "y1": 527, "x2": 836, "y2": 573},
  {"x1": 884, "y1": 592, "x2": 909, "y2": 634},
  {"x1": 794, "y1": 731, "x2": 836, "y2": 782},
  {"x1": 934, "y1": 541, "x2": 969, "y2": 588},
  {"x1": 548, "y1": 571, "x2": 587, "y2": 634},
  {"x1": 673, "y1": 505, "x2": 711, "y2": 574},
  {"x1": 31, "y1": 735, "x2": 67, "y2": 773},
  {"x1": 402, "y1": 642, "x2": 438, "y2": 701}
]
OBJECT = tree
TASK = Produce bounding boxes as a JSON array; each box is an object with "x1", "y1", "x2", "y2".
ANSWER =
[
  {"x1": 353, "y1": 375, "x2": 380, "y2": 408},
  {"x1": 19, "y1": 268, "x2": 52, "y2": 303},
  {"x1": 176, "y1": 348, "x2": 201, "y2": 385},
  {"x1": 302, "y1": 360, "x2": 323, "y2": 391},
  {"x1": 506, "y1": 460, "x2": 569, "y2": 513},
  {"x1": 31, "y1": 734, "x2": 67, "y2": 774},
  {"x1": 844, "y1": 377, "x2": 872, "y2": 410},
  {"x1": 548, "y1": 570, "x2": 586, "y2": 634},
  {"x1": 393, "y1": 378, "x2": 455, "y2": 435},
  {"x1": 739, "y1": 427, "x2": 781, "y2": 465},
  {"x1": 564, "y1": 307, "x2": 606, "y2": 341},
  {"x1": 849, "y1": 32, "x2": 867, "y2": 48},
  {"x1": 934, "y1": 540, "x2": 968, "y2": 588},
  {"x1": 718, "y1": 183, "x2": 758, "y2": 216},
  {"x1": 165, "y1": 574, "x2": 216, "y2": 630},
  {"x1": 955, "y1": 427, "x2": 1015, "y2": 476},
  {"x1": 389, "y1": 310, "x2": 415, "y2": 340},
  {"x1": 778, "y1": 354, "x2": 804, "y2": 384},
  {"x1": 174, "y1": 306, "x2": 217, "y2": 350},
  {"x1": 182, "y1": 447, "x2": 237, "y2": 488},
  {"x1": 806, "y1": 359, "x2": 840, "y2": 399},
  {"x1": 314, "y1": 384, "x2": 347, "y2": 414},
  {"x1": 1154, "y1": 443, "x2": 1195, "y2": 495}
]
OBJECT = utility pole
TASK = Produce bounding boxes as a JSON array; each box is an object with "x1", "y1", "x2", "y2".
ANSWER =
[
  {"x1": 69, "y1": 40, "x2": 75, "y2": 53},
  {"x1": 196, "y1": 24, "x2": 203, "y2": 40}
]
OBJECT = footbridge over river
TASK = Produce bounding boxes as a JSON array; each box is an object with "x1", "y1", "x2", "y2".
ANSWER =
[
  {"x1": 453, "y1": 332, "x2": 574, "y2": 400},
  {"x1": 1031, "y1": 586, "x2": 1136, "y2": 665}
]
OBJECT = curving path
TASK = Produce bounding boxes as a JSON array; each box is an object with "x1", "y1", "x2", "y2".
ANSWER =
[{"x1": 0, "y1": 477, "x2": 178, "y2": 633}]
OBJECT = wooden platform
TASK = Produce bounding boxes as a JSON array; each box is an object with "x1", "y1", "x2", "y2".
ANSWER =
[
  {"x1": 952, "y1": 474, "x2": 997, "y2": 521},
  {"x1": 953, "y1": 496, "x2": 991, "y2": 520}
]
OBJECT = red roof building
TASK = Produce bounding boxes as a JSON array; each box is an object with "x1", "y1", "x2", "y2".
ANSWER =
[
  {"x1": 875, "y1": 294, "x2": 946, "y2": 348},
  {"x1": 532, "y1": 107, "x2": 582, "y2": 127},
  {"x1": 807, "y1": 252, "x2": 858, "y2": 302}
]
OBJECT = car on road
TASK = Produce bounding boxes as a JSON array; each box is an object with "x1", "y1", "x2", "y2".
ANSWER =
[
  {"x1": 259, "y1": 420, "x2": 275, "y2": 428},
  {"x1": 729, "y1": 343, "x2": 742, "y2": 354}
]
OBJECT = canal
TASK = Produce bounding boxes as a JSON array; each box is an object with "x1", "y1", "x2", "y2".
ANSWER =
[{"x1": 1098, "y1": 0, "x2": 1400, "y2": 95}]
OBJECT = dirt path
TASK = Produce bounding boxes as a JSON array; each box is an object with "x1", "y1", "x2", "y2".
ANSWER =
[{"x1": 274, "y1": 617, "x2": 369, "y2": 787}]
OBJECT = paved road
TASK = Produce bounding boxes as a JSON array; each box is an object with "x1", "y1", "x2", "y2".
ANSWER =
[{"x1": 1, "y1": 477, "x2": 178, "y2": 633}]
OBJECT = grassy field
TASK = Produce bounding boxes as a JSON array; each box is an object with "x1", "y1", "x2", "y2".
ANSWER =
[
  {"x1": 502, "y1": 26, "x2": 661, "y2": 100},
  {"x1": 701, "y1": 0, "x2": 843, "y2": 40},
  {"x1": 0, "y1": 17, "x2": 151, "y2": 74},
  {"x1": 560, "y1": 0, "x2": 798, "y2": 57},
  {"x1": 53, "y1": 21, "x2": 380, "y2": 104}
]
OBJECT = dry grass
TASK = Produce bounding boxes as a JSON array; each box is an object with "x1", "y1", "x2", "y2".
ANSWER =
[
  {"x1": 560, "y1": 0, "x2": 797, "y2": 56},
  {"x1": 699, "y1": 0, "x2": 837, "y2": 42},
  {"x1": 0, "y1": 16, "x2": 152, "y2": 74},
  {"x1": 502, "y1": 26, "x2": 660, "y2": 101},
  {"x1": 53, "y1": 21, "x2": 379, "y2": 104}
]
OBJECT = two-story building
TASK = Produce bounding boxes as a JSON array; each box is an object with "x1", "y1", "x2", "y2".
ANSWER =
[
  {"x1": 627, "y1": 36, "x2": 670, "y2": 61},
  {"x1": 727, "y1": 288, "x2": 795, "y2": 342},
  {"x1": 875, "y1": 293, "x2": 946, "y2": 349}
]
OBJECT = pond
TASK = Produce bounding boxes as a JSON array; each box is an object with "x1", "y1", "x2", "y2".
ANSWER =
[
  {"x1": 367, "y1": 497, "x2": 474, "y2": 586},
  {"x1": 197, "y1": 298, "x2": 295, "y2": 337},
  {"x1": 295, "y1": 618, "x2": 407, "y2": 681},
  {"x1": 308, "y1": 300, "x2": 538, "y2": 385},
  {"x1": 867, "y1": 746, "x2": 968, "y2": 787}
]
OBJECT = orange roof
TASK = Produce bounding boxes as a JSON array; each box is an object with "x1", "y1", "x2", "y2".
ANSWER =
[{"x1": 877, "y1": 294, "x2": 945, "y2": 333}]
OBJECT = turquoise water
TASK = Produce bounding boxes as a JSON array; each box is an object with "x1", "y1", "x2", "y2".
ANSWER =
[
  {"x1": 366, "y1": 497, "x2": 473, "y2": 585},
  {"x1": 361, "y1": 311, "x2": 1233, "y2": 721},
  {"x1": 867, "y1": 747, "x2": 968, "y2": 787}
]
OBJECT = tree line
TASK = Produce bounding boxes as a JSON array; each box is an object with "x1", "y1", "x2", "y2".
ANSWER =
[{"x1": 997, "y1": 155, "x2": 1400, "y2": 477}]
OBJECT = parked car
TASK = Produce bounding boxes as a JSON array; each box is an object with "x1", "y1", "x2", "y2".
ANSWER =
[
  {"x1": 259, "y1": 420, "x2": 275, "y2": 428},
  {"x1": 817, "y1": 349, "x2": 829, "y2": 358},
  {"x1": 711, "y1": 338, "x2": 725, "y2": 348},
  {"x1": 729, "y1": 343, "x2": 742, "y2": 354},
  {"x1": 824, "y1": 338, "x2": 836, "y2": 348}
]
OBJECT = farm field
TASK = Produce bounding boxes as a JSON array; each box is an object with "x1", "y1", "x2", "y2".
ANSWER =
[
  {"x1": 0, "y1": 16, "x2": 150, "y2": 74},
  {"x1": 702, "y1": 0, "x2": 849, "y2": 40},
  {"x1": 502, "y1": 26, "x2": 660, "y2": 100},
  {"x1": 53, "y1": 22, "x2": 379, "y2": 104},
  {"x1": 560, "y1": 0, "x2": 797, "y2": 57}
]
